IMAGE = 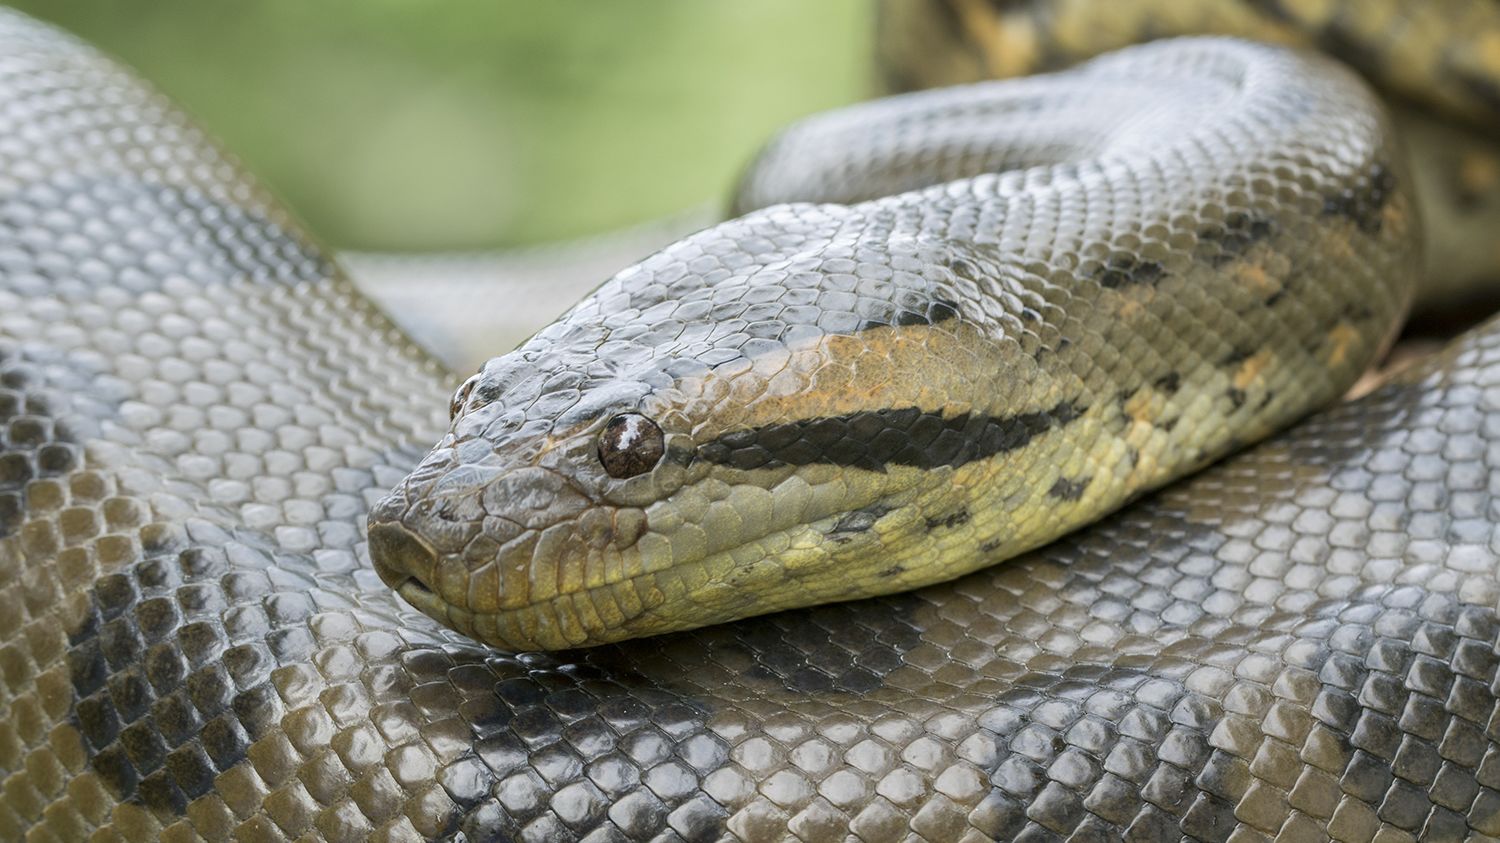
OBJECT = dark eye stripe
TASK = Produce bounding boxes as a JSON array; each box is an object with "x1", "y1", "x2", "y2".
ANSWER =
[{"x1": 696, "y1": 400, "x2": 1085, "y2": 472}]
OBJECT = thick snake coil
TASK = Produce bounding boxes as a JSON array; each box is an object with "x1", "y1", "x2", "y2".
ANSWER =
[
  {"x1": 6, "y1": 6, "x2": 1500, "y2": 843},
  {"x1": 370, "y1": 30, "x2": 1418, "y2": 655}
]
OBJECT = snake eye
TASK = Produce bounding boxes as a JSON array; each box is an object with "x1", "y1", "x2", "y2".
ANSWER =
[
  {"x1": 598, "y1": 413, "x2": 664, "y2": 479},
  {"x1": 450, "y1": 374, "x2": 480, "y2": 421}
]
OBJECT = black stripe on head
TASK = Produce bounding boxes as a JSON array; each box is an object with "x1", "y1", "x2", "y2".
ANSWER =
[
  {"x1": 705, "y1": 296, "x2": 963, "y2": 371},
  {"x1": 697, "y1": 399, "x2": 1085, "y2": 472}
]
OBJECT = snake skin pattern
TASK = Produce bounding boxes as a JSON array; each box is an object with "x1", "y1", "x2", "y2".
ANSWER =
[
  {"x1": 371, "y1": 39, "x2": 1416, "y2": 653},
  {"x1": 875, "y1": 0, "x2": 1500, "y2": 314},
  {"x1": 2, "y1": 7, "x2": 1500, "y2": 843}
]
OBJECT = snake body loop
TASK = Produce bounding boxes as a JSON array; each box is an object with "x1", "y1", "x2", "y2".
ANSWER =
[
  {"x1": 371, "y1": 39, "x2": 1418, "y2": 652},
  {"x1": 6, "y1": 5, "x2": 1500, "y2": 842}
]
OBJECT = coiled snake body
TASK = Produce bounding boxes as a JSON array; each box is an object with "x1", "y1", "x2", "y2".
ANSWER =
[{"x1": 6, "y1": 5, "x2": 1500, "y2": 842}]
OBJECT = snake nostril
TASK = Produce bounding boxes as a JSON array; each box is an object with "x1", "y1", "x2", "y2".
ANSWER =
[{"x1": 368, "y1": 521, "x2": 440, "y2": 593}]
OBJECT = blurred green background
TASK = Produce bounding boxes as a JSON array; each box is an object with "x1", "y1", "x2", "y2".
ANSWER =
[{"x1": 9, "y1": 2, "x2": 873, "y2": 251}]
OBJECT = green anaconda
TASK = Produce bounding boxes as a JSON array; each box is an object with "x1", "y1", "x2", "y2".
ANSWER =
[
  {"x1": 7, "y1": 4, "x2": 1500, "y2": 842},
  {"x1": 369, "y1": 33, "x2": 1420, "y2": 654}
]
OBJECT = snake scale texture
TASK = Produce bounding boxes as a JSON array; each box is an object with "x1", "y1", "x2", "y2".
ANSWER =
[{"x1": 8, "y1": 3, "x2": 1500, "y2": 842}]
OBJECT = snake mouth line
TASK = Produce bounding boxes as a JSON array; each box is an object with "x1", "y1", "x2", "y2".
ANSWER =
[{"x1": 396, "y1": 575, "x2": 436, "y2": 599}]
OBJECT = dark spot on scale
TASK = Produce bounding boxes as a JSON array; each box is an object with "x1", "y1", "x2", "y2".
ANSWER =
[
  {"x1": 1258, "y1": 392, "x2": 1275, "y2": 411},
  {"x1": 1227, "y1": 388, "x2": 1247, "y2": 411},
  {"x1": 859, "y1": 298, "x2": 962, "y2": 331},
  {"x1": 1264, "y1": 289, "x2": 1287, "y2": 307},
  {"x1": 1197, "y1": 211, "x2": 1276, "y2": 267},
  {"x1": 1125, "y1": 447, "x2": 1139, "y2": 468},
  {"x1": 1221, "y1": 347, "x2": 1254, "y2": 367},
  {"x1": 1159, "y1": 417, "x2": 1179, "y2": 433},
  {"x1": 1048, "y1": 476, "x2": 1091, "y2": 501},
  {"x1": 829, "y1": 503, "x2": 893, "y2": 541},
  {"x1": 472, "y1": 380, "x2": 504, "y2": 408},
  {"x1": 943, "y1": 255, "x2": 982, "y2": 277},
  {"x1": 879, "y1": 566, "x2": 904, "y2": 577},
  {"x1": 1323, "y1": 162, "x2": 1397, "y2": 234},
  {"x1": 1099, "y1": 255, "x2": 1165, "y2": 288},
  {"x1": 927, "y1": 299, "x2": 961, "y2": 322},
  {"x1": 1116, "y1": 387, "x2": 1138, "y2": 404},
  {"x1": 924, "y1": 509, "x2": 971, "y2": 531},
  {"x1": 1020, "y1": 306, "x2": 1042, "y2": 322},
  {"x1": 1341, "y1": 302, "x2": 1376, "y2": 322},
  {"x1": 1154, "y1": 372, "x2": 1182, "y2": 394},
  {"x1": 980, "y1": 538, "x2": 1004, "y2": 554}
]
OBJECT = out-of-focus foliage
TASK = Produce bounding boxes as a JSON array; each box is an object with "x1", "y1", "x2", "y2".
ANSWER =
[{"x1": 9, "y1": 1, "x2": 871, "y2": 250}]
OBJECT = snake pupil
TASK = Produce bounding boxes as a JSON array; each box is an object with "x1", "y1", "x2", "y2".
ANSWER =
[{"x1": 598, "y1": 413, "x2": 665, "y2": 478}]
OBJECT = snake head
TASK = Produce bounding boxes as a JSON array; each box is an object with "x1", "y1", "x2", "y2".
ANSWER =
[
  {"x1": 366, "y1": 213, "x2": 1063, "y2": 652},
  {"x1": 366, "y1": 324, "x2": 691, "y2": 650}
]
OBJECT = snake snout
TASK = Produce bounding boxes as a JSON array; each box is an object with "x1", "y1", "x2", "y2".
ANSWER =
[{"x1": 367, "y1": 521, "x2": 446, "y2": 616}]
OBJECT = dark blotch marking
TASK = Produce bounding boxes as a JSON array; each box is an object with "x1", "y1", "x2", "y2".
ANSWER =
[
  {"x1": 1323, "y1": 162, "x2": 1397, "y2": 234},
  {"x1": 829, "y1": 503, "x2": 894, "y2": 542},
  {"x1": 1197, "y1": 211, "x2": 1276, "y2": 267},
  {"x1": 1227, "y1": 388, "x2": 1247, "y2": 411},
  {"x1": 1048, "y1": 476, "x2": 1091, "y2": 501},
  {"x1": 699, "y1": 400, "x2": 1087, "y2": 472},
  {"x1": 879, "y1": 565, "x2": 904, "y2": 577},
  {"x1": 924, "y1": 508, "x2": 971, "y2": 531},
  {"x1": 1099, "y1": 255, "x2": 1165, "y2": 289},
  {"x1": 859, "y1": 297, "x2": 962, "y2": 331},
  {"x1": 1154, "y1": 372, "x2": 1182, "y2": 394},
  {"x1": 979, "y1": 538, "x2": 1004, "y2": 554}
]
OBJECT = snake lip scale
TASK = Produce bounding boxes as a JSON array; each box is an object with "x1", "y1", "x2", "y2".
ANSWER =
[{"x1": 11, "y1": 4, "x2": 1500, "y2": 840}]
